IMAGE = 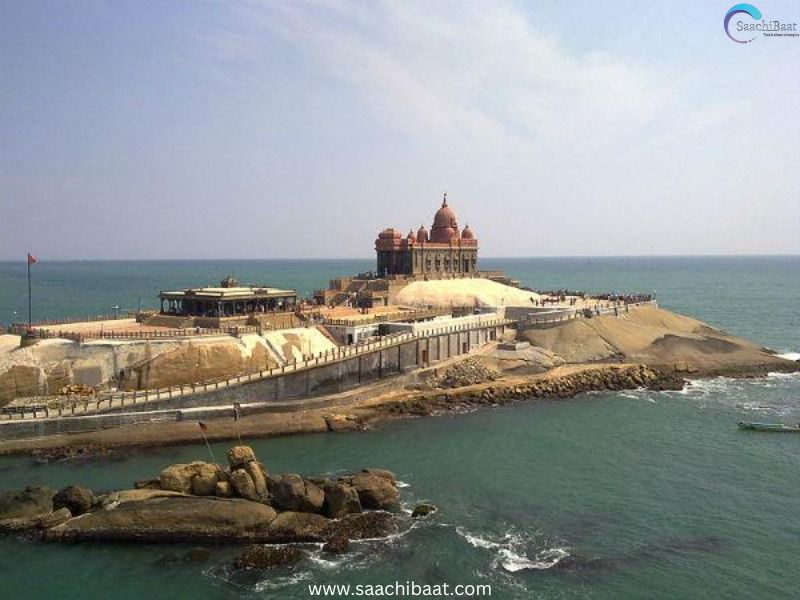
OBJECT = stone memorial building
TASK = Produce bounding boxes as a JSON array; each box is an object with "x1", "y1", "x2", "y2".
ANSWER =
[{"x1": 375, "y1": 194, "x2": 478, "y2": 277}]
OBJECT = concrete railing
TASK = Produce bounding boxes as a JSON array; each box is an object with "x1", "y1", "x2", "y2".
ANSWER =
[
  {"x1": 3, "y1": 318, "x2": 512, "y2": 421},
  {"x1": 11, "y1": 325, "x2": 263, "y2": 343},
  {"x1": 321, "y1": 307, "x2": 451, "y2": 327},
  {"x1": 519, "y1": 300, "x2": 657, "y2": 327}
]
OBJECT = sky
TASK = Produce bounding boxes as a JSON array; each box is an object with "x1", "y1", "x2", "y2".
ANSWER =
[{"x1": 1, "y1": 0, "x2": 798, "y2": 259}]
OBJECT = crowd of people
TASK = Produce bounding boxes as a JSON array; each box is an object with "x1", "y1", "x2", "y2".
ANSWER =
[{"x1": 526, "y1": 290, "x2": 654, "y2": 308}]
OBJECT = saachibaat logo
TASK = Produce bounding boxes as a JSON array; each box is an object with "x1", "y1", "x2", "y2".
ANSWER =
[
  {"x1": 724, "y1": 3, "x2": 799, "y2": 43},
  {"x1": 724, "y1": 4, "x2": 762, "y2": 43}
]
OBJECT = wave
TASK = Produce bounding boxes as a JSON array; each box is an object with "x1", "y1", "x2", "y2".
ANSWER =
[
  {"x1": 456, "y1": 526, "x2": 502, "y2": 549},
  {"x1": 498, "y1": 546, "x2": 569, "y2": 573},
  {"x1": 455, "y1": 526, "x2": 570, "y2": 572},
  {"x1": 777, "y1": 352, "x2": 800, "y2": 361}
]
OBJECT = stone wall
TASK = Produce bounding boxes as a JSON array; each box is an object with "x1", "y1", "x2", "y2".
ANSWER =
[{"x1": 0, "y1": 323, "x2": 507, "y2": 440}]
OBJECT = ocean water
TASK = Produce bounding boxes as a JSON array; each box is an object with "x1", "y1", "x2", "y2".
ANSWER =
[{"x1": 0, "y1": 256, "x2": 798, "y2": 599}]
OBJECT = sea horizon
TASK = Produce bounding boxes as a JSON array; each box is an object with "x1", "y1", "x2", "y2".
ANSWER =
[{"x1": 1, "y1": 253, "x2": 798, "y2": 262}]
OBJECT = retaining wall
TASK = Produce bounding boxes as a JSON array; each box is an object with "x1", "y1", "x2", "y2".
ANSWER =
[{"x1": 0, "y1": 322, "x2": 506, "y2": 441}]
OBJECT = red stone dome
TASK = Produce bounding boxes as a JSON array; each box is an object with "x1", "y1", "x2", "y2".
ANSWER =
[
  {"x1": 416, "y1": 224, "x2": 429, "y2": 243},
  {"x1": 407, "y1": 229, "x2": 417, "y2": 242},
  {"x1": 430, "y1": 194, "x2": 459, "y2": 243},
  {"x1": 461, "y1": 224, "x2": 475, "y2": 239},
  {"x1": 433, "y1": 199, "x2": 458, "y2": 229}
]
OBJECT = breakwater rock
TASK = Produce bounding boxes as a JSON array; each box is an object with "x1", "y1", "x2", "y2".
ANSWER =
[
  {"x1": 0, "y1": 445, "x2": 407, "y2": 546},
  {"x1": 382, "y1": 364, "x2": 683, "y2": 417}
]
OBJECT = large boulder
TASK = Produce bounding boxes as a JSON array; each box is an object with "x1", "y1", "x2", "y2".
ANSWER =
[
  {"x1": 266, "y1": 511, "x2": 330, "y2": 543},
  {"x1": 242, "y1": 461, "x2": 269, "y2": 502},
  {"x1": 342, "y1": 473, "x2": 399, "y2": 510},
  {"x1": 37, "y1": 507, "x2": 73, "y2": 529},
  {"x1": 322, "y1": 481, "x2": 361, "y2": 519},
  {"x1": 215, "y1": 481, "x2": 234, "y2": 498},
  {"x1": 53, "y1": 485, "x2": 95, "y2": 516},
  {"x1": 46, "y1": 496, "x2": 278, "y2": 543},
  {"x1": 411, "y1": 503, "x2": 438, "y2": 518},
  {"x1": 270, "y1": 474, "x2": 324, "y2": 513},
  {"x1": 100, "y1": 489, "x2": 187, "y2": 507},
  {"x1": 0, "y1": 486, "x2": 55, "y2": 521},
  {"x1": 159, "y1": 462, "x2": 221, "y2": 495},
  {"x1": 227, "y1": 446, "x2": 257, "y2": 469},
  {"x1": 191, "y1": 473, "x2": 218, "y2": 497},
  {"x1": 229, "y1": 469, "x2": 260, "y2": 502},
  {"x1": 233, "y1": 544, "x2": 305, "y2": 569}
]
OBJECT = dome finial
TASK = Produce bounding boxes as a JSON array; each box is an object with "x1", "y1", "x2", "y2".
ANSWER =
[{"x1": 442, "y1": 191, "x2": 447, "y2": 207}]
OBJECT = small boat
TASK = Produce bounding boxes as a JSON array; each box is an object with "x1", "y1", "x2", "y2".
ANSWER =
[{"x1": 737, "y1": 421, "x2": 800, "y2": 432}]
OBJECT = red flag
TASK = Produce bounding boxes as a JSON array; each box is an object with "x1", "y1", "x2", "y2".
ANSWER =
[
  {"x1": 198, "y1": 421, "x2": 208, "y2": 432},
  {"x1": 27, "y1": 253, "x2": 37, "y2": 265}
]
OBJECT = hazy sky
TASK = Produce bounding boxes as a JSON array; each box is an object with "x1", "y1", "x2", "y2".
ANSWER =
[{"x1": 1, "y1": 1, "x2": 798, "y2": 259}]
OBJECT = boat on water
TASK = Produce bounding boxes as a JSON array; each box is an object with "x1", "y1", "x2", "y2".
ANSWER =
[{"x1": 737, "y1": 421, "x2": 800, "y2": 433}]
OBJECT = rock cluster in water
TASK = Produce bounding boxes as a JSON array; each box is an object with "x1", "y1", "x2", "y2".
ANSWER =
[{"x1": 0, "y1": 445, "x2": 425, "y2": 563}]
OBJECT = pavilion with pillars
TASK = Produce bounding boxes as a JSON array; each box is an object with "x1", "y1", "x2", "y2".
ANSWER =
[{"x1": 159, "y1": 276, "x2": 297, "y2": 318}]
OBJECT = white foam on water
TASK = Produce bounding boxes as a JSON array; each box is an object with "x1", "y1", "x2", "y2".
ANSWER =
[
  {"x1": 307, "y1": 553, "x2": 340, "y2": 569},
  {"x1": 497, "y1": 546, "x2": 570, "y2": 573},
  {"x1": 396, "y1": 480, "x2": 411, "y2": 488},
  {"x1": 777, "y1": 352, "x2": 800, "y2": 361},
  {"x1": 456, "y1": 526, "x2": 502, "y2": 549},
  {"x1": 253, "y1": 570, "x2": 313, "y2": 592},
  {"x1": 767, "y1": 370, "x2": 800, "y2": 379},
  {"x1": 456, "y1": 527, "x2": 571, "y2": 573}
]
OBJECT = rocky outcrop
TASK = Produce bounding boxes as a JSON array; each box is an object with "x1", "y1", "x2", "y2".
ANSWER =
[
  {"x1": 53, "y1": 486, "x2": 95, "y2": 516},
  {"x1": 0, "y1": 486, "x2": 55, "y2": 521},
  {"x1": 3, "y1": 445, "x2": 404, "y2": 547},
  {"x1": 342, "y1": 473, "x2": 399, "y2": 511},
  {"x1": 411, "y1": 503, "x2": 437, "y2": 518},
  {"x1": 266, "y1": 511, "x2": 330, "y2": 543},
  {"x1": 324, "y1": 414, "x2": 363, "y2": 432},
  {"x1": 226, "y1": 446, "x2": 269, "y2": 503},
  {"x1": 46, "y1": 496, "x2": 279, "y2": 543},
  {"x1": 323, "y1": 511, "x2": 400, "y2": 540},
  {"x1": 229, "y1": 469, "x2": 260, "y2": 502},
  {"x1": 321, "y1": 481, "x2": 361, "y2": 519},
  {"x1": 227, "y1": 445, "x2": 257, "y2": 468},
  {"x1": 159, "y1": 461, "x2": 223, "y2": 496},
  {"x1": 270, "y1": 474, "x2": 324, "y2": 513}
]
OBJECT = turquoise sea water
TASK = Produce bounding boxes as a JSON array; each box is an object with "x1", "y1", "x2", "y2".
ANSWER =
[{"x1": 0, "y1": 256, "x2": 798, "y2": 599}]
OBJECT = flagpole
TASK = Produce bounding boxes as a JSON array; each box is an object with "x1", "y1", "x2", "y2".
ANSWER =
[
  {"x1": 198, "y1": 422, "x2": 216, "y2": 464},
  {"x1": 27, "y1": 253, "x2": 32, "y2": 329},
  {"x1": 233, "y1": 403, "x2": 243, "y2": 445}
]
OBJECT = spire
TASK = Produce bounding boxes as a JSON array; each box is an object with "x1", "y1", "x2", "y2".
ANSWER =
[{"x1": 442, "y1": 191, "x2": 448, "y2": 207}]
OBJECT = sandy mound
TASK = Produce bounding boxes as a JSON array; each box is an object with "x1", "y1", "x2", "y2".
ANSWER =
[
  {"x1": 394, "y1": 279, "x2": 540, "y2": 308},
  {"x1": 520, "y1": 305, "x2": 791, "y2": 373},
  {"x1": 520, "y1": 320, "x2": 618, "y2": 363}
]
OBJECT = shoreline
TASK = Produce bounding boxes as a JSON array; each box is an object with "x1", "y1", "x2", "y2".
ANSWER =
[{"x1": 2, "y1": 358, "x2": 796, "y2": 459}]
